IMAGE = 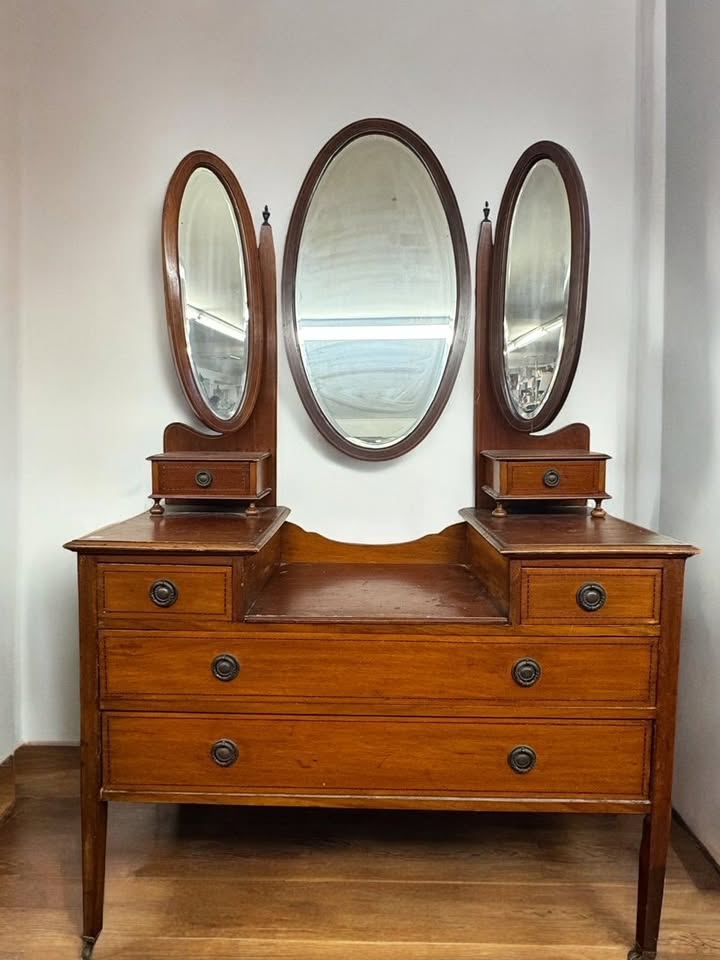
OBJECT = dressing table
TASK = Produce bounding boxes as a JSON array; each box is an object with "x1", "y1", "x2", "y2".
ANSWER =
[{"x1": 66, "y1": 123, "x2": 697, "y2": 960}]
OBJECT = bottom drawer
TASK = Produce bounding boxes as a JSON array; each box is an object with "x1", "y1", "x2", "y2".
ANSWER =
[{"x1": 104, "y1": 714, "x2": 651, "y2": 799}]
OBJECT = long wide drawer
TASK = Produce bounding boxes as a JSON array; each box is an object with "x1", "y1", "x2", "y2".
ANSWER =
[
  {"x1": 103, "y1": 714, "x2": 651, "y2": 799},
  {"x1": 100, "y1": 634, "x2": 656, "y2": 705}
]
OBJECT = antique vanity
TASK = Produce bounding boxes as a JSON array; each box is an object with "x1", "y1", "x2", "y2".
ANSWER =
[{"x1": 65, "y1": 122, "x2": 697, "y2": 960}]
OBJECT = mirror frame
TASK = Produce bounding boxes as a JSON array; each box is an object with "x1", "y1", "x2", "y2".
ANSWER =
[
  {"x1": 489, "y1": 140, "x2": 589, "y2": 433},
  {"x1": 162, "y1": 150, "x2": 264, "y2": 434},
  {"x1": 282, "y1": 118, "x2": 471, "y2": 461}
]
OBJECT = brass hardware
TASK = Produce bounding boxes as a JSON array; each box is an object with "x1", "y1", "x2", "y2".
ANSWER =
[
  {"x1": 211, "y1": 654, "x2": 240, "y2": 682},
  {"x1": 577, "y1": 582, "x2": 607, "y2": 612},
  {"x1": 195, "y1": 470, "x2": 214, "y2": 488},
  {"x1": 512, "y1": 658, "x2": 542, "y2": 687},
  {"x1": 543, "y1": 468, "x2": 561, "y2": 488},
  {"x1": 508, "y1": 745, "x2": 536, "y2": 774},
  {"x1": 149, "y1": 579, "x2": 178, "y2": 607},
  {"x1": 210, "y1": 739, "x2": 239, "y2": 767}
]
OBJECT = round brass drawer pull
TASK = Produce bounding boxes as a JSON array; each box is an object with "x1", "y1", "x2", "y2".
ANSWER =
[
  {"x1": 576, "y1": 582, "x2": 607, "y2": 612},
  {"x1": 210, "y1": 739, "x2": 239, "y2": 767},
  {"x1": 512, "y1": 658, "x2": 542, "y2": 687},
  {"x1": 149, "y1": 579, "x2": 178, "y2": 607},
  {"x1": 508, "y1": 745, "x2": 536, "y2": 774},
  {"x1": 195, "y1": 470, "x2": 214, "y2": 488},
  {"x1": 211, "y1": 654, "x2": 240, "y2": 682},
  {"x1": 543, "y1": 469, "x2": 561, "y2": 488}
]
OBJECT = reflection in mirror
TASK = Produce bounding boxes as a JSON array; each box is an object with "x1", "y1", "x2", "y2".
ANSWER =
[
  {"x1": 179, "y1": 168, "x2": 250, "y2": 422},
  {"x1": 503, "y1": 159, "x2": 571, "y2": 420},
  {"x1": 293, "y1": 132, "x2": 460, "y2": 452}
]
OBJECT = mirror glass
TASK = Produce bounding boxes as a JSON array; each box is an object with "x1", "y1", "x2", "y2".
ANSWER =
[
  {"x1": 294, "y1": 134, "x2": 457, "y2": 450},
  {"x1": 178, "y1": 168, "x2": 250, "y2": 422},
  {"x1": 503, "y1": 159, "x2": 571, "y2": 420}
]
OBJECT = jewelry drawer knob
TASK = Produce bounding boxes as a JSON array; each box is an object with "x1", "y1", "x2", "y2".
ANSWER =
[
  {"x1": 210, "y1": 739, "x2": 239, "y2": 767},
  {"x1": 149, "y1": 579, "x2": 178, "y2": 607},
  {"x1": 508, "y1": 745, "x2": 536, "y2": 774},
  {"x1": 577, "y1": 582, "x2": 607, "y2": 612},
  {"x1": 543, "y1": 469, "x2": 561, "y2": 488},
  {"x1": 211, "y1": 654, "x2": 240, "y2": 682},
  {"x1": 195, "y1": 470, "x2": 214, "y2": 488},
  {"x1": 512, "y1": 658, "x2": 542, "y2": 687}
]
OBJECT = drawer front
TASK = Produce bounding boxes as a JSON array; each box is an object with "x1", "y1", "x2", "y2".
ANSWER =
[
  {"x1": 506, "y1": 460, "x2": 601, "y2": 497},
  {"x1": 154, "y1": 460, "x2": 263, "y2": 498},
  {"x1": 104, "y1": 714, "x2": 651, "y2": 798},
  {"x1": 521, "y1": 568, "x2": 662, "y2": 624},
  {"x1": 98, "y1": 564, "x2": 232, "y2": 619},
  {"x1": 100, "y1": 634, "x2": 655, "y2": 705}
]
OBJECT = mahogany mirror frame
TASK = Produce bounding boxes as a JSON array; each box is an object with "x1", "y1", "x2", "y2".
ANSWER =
[
  {"x1": 489, "y1": 140, "x2": 590, "y2": 433},
  {"x1": 281, "y1": 118, "x2": 471, "y2": 461},
  {"x1": 161, "y1": 150, "x2": 264, "y2": 435}
]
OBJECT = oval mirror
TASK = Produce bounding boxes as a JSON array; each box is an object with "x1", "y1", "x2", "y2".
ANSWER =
[
  {"x1": 162, "y1": 151, "x2": 263, "y2": 433},
  {"x1": 490, "y1": 141, "x2": 589, "y2": 432},
  {"x1": 282, "y1": 119, "x2": 470, "y2": 460}
]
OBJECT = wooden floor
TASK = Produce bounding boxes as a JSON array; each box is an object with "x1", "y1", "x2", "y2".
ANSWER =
[{"x1": 1, "y1": 747, "x2": 719, "y2": 959}]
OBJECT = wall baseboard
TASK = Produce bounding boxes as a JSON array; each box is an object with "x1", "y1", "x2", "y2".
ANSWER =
[
  {"x1": 672, "y1": 809, "x2": 720, "y2": 876},
  {"x1": 0, "y1": 752, "x2": 15, "y2": 824}
]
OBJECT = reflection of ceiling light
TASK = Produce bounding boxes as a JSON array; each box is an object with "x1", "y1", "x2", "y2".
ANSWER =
[
  {"x1": 299, "y1": 321, "x2": 453, "y2": 342},
  {"x1": 186, "y1": 304, "x2": 246, "y2": 342},
  {"x1": 506, "y1": 316, "x2": 563, "y2": 353}
]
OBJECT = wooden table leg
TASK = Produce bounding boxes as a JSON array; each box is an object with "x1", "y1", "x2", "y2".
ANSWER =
[
  {"x1": 80, "y1": 791, "x2": 107, "y2": 957},
  {"x1": 628, "y1": 806, "x2": 671, "y2": 960}
]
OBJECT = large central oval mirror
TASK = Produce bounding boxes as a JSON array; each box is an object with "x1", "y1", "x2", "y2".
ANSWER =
[
  {"x1": 162, "y1": 151, "x2": 264, "y2": 434},
  {"x1": 490, "y1": 141, "x2": 589, "y2": 432},
  {"x1": 283, "y1": 119, "x2": 470, "y2": 460}
]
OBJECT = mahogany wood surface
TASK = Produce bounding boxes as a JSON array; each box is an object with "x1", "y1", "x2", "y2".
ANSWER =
[
  {"x1": 103, "y1": 713, "x2": 651, "y2": 800},
  {"x1": 520, "y1": 567, "x2": 662, "y2": 625},
  {"x1": 98, "y1": 563, "x2": 233, "y2": 619},
  {"x1": 0, "y1": 753, "x2": 14, "y2": 824},
  {"x1": 100, "y1": 632, "x2": 656, "y2": 705}
]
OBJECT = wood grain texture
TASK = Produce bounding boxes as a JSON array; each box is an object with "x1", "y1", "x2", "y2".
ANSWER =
[
  {"x1": 100, "y1": 632, "x2": 656, "y2": 706},
  {"x1": 246, "y1": 562, "x2": 506, "y2": 623},
  {"x1": 103, "y1": 713, "x2": 651, "y2": 800},
  {"x1": 5, "y1": 747, "x2": 719, "y2": 959},
  {"x1": 520, "y1": 567, "x2": 662, "y2": 625},
  {"x1": 64, "y1": 506, "x2": 290, "y2": 554},
  {"x1": 0, "y1": 752, "x2": 14, "y2": 824},
  {"x1": 150, "y1": 454, "x2": 270, "y2": 500},
  {"x1": 462, "y1": 508, "x2": 699, "y2": 558},
  {"x1": 98, "y1": 563, "x2": 232, "y2": 619},
  {"x1": 281, "y1": 521, "x2": 467, "y2": 564}
]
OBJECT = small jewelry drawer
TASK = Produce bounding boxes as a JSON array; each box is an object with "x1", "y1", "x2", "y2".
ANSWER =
[
  {"x1": 99, "y1": 633, "x2": 656, "y2": 707},
  {"x1": 98, "y1": 564, "x2": 232, "y2": 620},
  {"x1": 520, "y1": 566, "x2": 662, "y2": 625},
  {"x1": 103, "y1": 713, "x2": 651, "y2": 799},
  {"x1": 148, "y1": 452, "x2": 271, "y2": 501}
]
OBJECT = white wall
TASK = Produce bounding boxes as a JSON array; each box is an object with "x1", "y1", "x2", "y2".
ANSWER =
[
  {"x1": 0, "y1": 2, "x2": 21, "y2": 761},
  {"x1": 663, "y1": 0, "x2": 720, "y2": 863},
  {"x1": 15, "y1": 0, "x2": 663, "y2": 740}
]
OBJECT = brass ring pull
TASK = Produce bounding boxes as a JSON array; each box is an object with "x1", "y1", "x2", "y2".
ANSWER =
[
  {"x1": 195, "y1": 470, "x2": 214, "y2": 488},
  {"x1": 508, "y1": 745, "x2": 537, "y2": 774},
  {"x1": 543, "y1": 469, "x2": 561, "y2": 488},
  {"x1": 149, "y1": 579, "x2": 178, "y2": 607},
  {"x1": 512, "y1": 658, "x2": 542, "y2": 687},
  {"x1": 211, "y1": 654, "x2": 240, "y2": 682},
  {"x1": 576, "y1": 582, "x2": 607, "y2": 612},
  {"x1": 210, "y1": 739, "x2": 239, "y2": 767}
]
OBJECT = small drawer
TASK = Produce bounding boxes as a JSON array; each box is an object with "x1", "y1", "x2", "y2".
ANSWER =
[
  {"x1": 98, "y1": 564, "x2": 232, "y2": 620},
  {"x1": 521, "y1": 567, "x2": 662, "y2": 625},
  {"x1": 149, "y1": 452, "x2": 271, "y2": 501},
  {"x1": 100, "y1": 634, "x2": 656, "y2": 706},
  {"x1": 103, "y1": 714, "x2": 651, "y2": 799},
  {"x1": 505, "y1": 460, "x2": 602, "y2": 497}
]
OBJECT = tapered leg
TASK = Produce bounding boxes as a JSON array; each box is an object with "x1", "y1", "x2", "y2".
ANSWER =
[
  {"x1": 628, "y1": 805, "x2": 672, "y2": 959},
  {"x1": 81, "y1": 788, "x2": 107, "y2": 956}
]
